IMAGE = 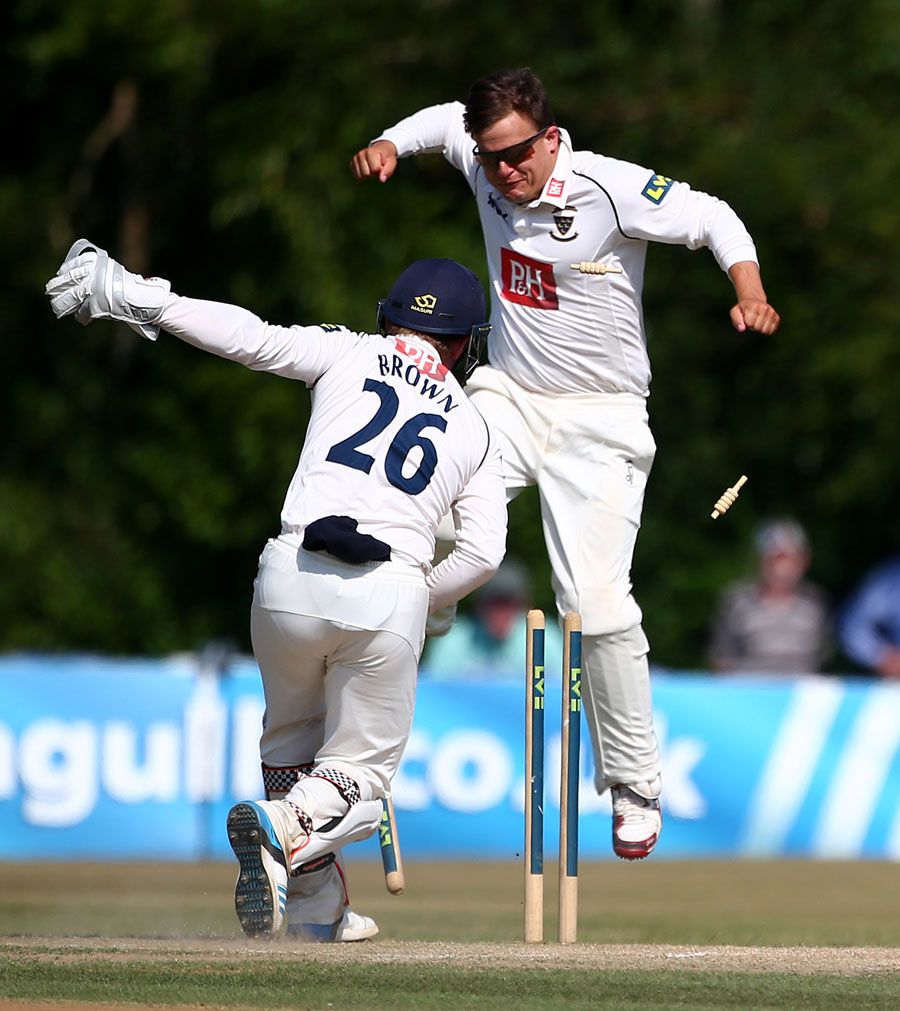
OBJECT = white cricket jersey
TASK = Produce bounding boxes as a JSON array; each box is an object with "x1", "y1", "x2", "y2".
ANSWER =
[
  {"x1": 158, "y1": 295, "x2": 507, "y2": 608},
  {"x1": 378, "y1": 102, "x2": 759, "y2": 396}
]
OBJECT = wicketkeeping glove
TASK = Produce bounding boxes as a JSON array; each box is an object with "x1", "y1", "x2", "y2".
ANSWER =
[{"x1": 44, "y1": 238, "x2": 171, "y2": 341}]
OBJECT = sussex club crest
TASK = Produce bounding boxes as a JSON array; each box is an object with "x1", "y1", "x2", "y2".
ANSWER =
[{"x1": 551, "y1": 205, "x2": 578, "y2": 242}]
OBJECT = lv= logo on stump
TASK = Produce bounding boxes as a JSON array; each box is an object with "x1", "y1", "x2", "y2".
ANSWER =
[{"x1": 525, "y1": 609, "x2": 582, "y2": 943}]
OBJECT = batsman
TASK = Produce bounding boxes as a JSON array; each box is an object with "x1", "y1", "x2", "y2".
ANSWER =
[
  {"x1": 46, "y1": 242, "x2": 507, "y2": 940},
  {"x1": 353, "y1": 68, "x2": 781, "y2": 859}
]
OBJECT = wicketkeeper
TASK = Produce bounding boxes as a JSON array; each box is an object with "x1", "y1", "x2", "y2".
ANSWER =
[{"x1": 46, "y1": 242, "x2": 507, "y2": 940}]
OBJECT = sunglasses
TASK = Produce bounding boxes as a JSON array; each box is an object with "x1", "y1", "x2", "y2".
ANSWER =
[{"x1": 472, "y1": 126, "x2": 551, "y2": 170}]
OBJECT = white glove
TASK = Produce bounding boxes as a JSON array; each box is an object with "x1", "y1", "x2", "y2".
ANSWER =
[
  {"x1": 425, "y1": 602, "x2": 458, "y2": 638},
  {"x1": 44, "y1": 238, "x2": 171, "y2": 341}
]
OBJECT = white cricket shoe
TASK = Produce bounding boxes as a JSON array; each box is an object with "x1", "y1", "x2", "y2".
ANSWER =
[
  {"x1": 287, "y1": 908, "x2": 380, "y2": 943},
  {"x1": 335, "y1": 909, "x2": 379, "y2": 942},
  {"x1": 611, "y1": 785, "x2": 662, "y2": 860},
  {"x1": 227, "y1": 800, "x2": 299, "y2": 937}
]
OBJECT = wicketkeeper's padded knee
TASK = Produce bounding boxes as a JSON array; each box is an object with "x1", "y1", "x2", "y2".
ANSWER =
[
  {"x1": 289, "y1": 799, "x2": 383, "y2": 875},
  {"x1": 303, "y1": 766, "x2": 362, "y2": 807}
]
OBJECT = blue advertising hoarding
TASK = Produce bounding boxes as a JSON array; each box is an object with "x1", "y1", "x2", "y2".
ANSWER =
[{"x1": 0, "y1": 655, "x2": 898, "y2": 861}]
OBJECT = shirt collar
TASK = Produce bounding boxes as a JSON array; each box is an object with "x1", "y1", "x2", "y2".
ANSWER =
[{"x1": 533, "y1": 129, "x2": 573, "y2": 209}]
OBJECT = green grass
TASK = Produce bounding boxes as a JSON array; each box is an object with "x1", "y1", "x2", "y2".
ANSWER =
[
  {"x1": 1, "y1": 957, "x2": 898, "y2": 1010},
  {"x1": 0, "y1": 860, "x2": 898, "y2": 1009}
]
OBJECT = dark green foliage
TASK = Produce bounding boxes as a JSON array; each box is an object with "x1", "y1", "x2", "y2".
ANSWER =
[{"x1": 3, "y1": 1, "x2": 898, "y2": 662}]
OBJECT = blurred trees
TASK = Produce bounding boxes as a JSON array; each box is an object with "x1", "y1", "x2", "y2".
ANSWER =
[{"x1": 2, "y1": 0, "x2": 898, "y2": 665}]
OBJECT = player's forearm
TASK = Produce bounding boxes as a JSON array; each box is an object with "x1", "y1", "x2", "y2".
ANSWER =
[
  {"x1": 160, "y1": 294, "x2": 264, "y2": 358},
  {"x1": 427, "y1": 540, "x2": 505, "y2": 613},
  {"x1": 426, "y1": 457, "x2": 507, "y2": 611},
  {"x1": 376, "y1": 101, "x2": 466, "y2": 160},
  {"x1": 728, "y1": 260, "x2": 768, "y2": 303}
]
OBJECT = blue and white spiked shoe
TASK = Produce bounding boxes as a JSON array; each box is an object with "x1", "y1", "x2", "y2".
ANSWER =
[{"x1": 227, "y1": 801, "x2": 293, "y2": 937}]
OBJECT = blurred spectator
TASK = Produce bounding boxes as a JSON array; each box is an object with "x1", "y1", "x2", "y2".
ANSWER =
[
  {"x1": 422, "y1": 558, "x2": 563, "y2": 680},
  {"x1": 709, "y1": 519, "x2": 830, "y2": 674},
  {"x1": 838, "y1": 555, "x2": 900, "y2": 678}
]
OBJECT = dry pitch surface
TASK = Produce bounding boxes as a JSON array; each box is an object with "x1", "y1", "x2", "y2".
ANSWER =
[
  {"x1": 1, "y1": 937, "x2": 898, "y2": 1011},
  {"x1": 2, "y1": 935, "x2": 899, "y2": 975}
]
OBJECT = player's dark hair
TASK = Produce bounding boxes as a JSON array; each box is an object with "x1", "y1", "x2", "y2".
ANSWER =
[{"x1": 463, "y1": 68, "x2": 555, "y2": 136}]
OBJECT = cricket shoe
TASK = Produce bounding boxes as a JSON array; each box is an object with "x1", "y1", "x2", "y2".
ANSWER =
[
  {"x1": 229, "y1": 797, "x2": 383, "y2": 938},
  {"x1": 287, "y1": 909, "x2": 380, "y2": 943},
  {"x1": 227, "y1": 800, "x2": 295, "y2": 937},
  {"x1": 611, "y1": 785, "x2": 662, "y2": 860}
]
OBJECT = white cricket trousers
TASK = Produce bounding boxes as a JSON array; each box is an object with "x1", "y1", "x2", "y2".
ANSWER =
[
  {"x1": 467, "y1": 366, "x2": 662, "y2": 799},
  {"x1": 250, "y1": 535, "x2": 428, "y2": 802},
  {"x1": 248, "y1": 536, "x2": 426, "y2": 928}
]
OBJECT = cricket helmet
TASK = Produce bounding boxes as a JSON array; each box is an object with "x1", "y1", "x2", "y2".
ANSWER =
[{"x1": 377, "y1": 258, "x2": 491, "y2": 382}]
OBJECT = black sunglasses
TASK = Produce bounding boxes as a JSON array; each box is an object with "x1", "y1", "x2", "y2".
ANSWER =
[{"x1": 472, "y1": 126, "x2": 551, "y2": 170}]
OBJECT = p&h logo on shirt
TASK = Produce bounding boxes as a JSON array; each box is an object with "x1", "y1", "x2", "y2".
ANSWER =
[
  {"x1": 410, "y1": 294, "x2": 437, "y2": 315},
  {"x1": 500, "y1": 248, "x2": 559, "y2": 310},
  {"x1": 393, "y1": 337, "x2": 448, "y2": 381}
]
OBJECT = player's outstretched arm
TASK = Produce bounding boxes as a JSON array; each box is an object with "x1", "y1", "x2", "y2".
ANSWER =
[
  {"x1": 45, "y1": 238, "x2": 171, "y2": 340},
  {"x1": 45, "y1": 237, "x2": 353, "y2": 384},
  {"x1": 728, "y1": 261, "x2": 781, "y2": 335},
  {"x1": 350, "y1": 140, "x2": 398, "y2": 183}
]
